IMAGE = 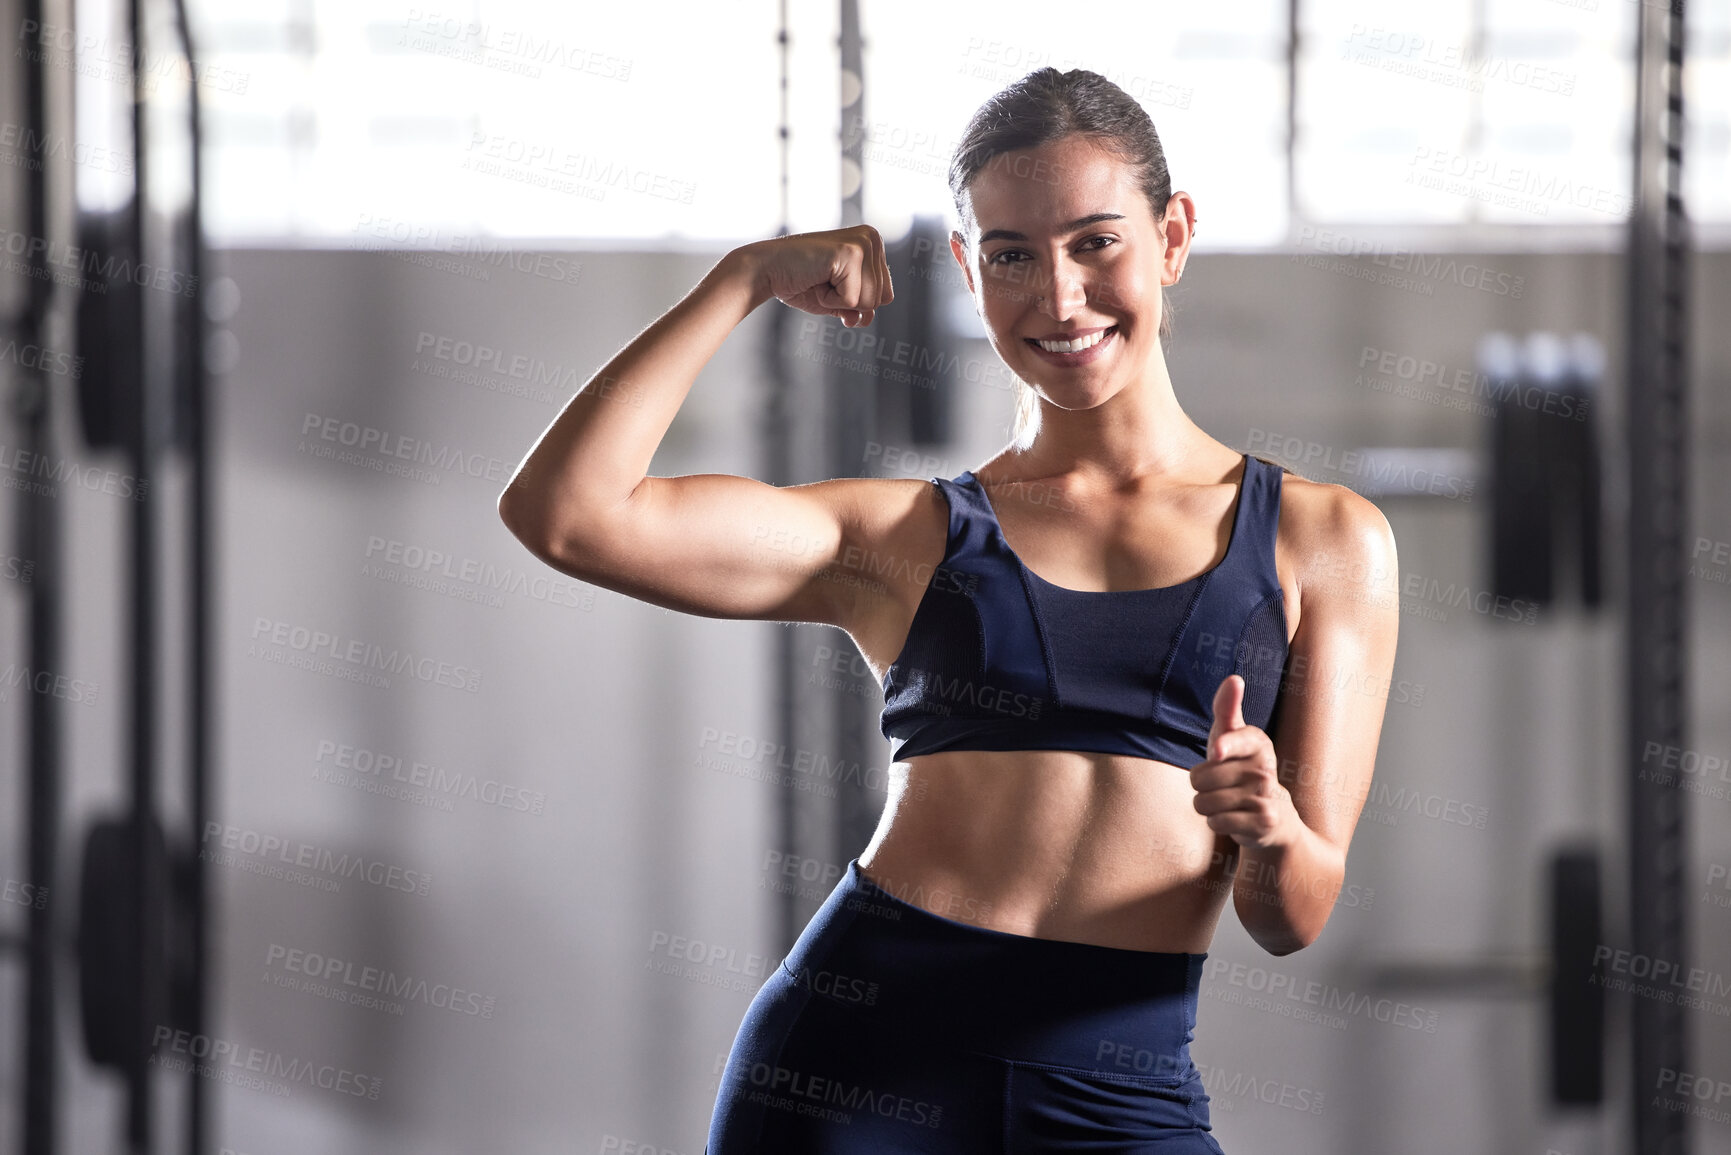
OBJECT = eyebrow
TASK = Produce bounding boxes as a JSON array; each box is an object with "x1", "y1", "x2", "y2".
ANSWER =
[{"x1": 977, "y1": 213, "x2": 1126, "y2": 246}]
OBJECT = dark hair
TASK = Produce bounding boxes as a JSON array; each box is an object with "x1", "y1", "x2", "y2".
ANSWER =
[{"x1": 948, "y1": 68, "x2": 1179, "y2": 444}]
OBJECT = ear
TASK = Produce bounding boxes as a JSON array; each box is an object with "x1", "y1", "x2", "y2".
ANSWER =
[
  {"x1": 1160, "y1": 191, "x2": 1197, "y2": 287},
  {"x1": 949, "y1": 230, "x2": 976, "y2": 297}
]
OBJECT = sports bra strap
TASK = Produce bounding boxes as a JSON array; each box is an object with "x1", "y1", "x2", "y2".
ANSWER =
[{"x1": 1221, "y1": 455, "x2": 1282, "y2": 583}]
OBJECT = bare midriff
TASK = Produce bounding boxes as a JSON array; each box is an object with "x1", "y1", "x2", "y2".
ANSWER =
[{"x1": 855, "y1": 747, "x2": 1237, "y2": 954}]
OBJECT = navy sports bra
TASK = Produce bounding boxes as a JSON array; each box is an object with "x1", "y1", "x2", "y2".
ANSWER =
[{"x1": 879, "y1": 453, "x2": 1290, "y2": 768}]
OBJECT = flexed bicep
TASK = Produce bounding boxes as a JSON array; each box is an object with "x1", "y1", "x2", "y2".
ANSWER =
[{"x1": 510, "y1": 472, "x2": 895, "y2": 626}]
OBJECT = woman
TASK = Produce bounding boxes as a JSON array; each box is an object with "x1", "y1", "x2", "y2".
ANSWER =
[{"x1": 500, "y1": 68, "x2": 1398, "y2": 1153}]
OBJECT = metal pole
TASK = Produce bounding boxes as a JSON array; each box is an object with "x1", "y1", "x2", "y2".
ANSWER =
[
  {"x1": 127, "y1": 0, "x2": 160, "y2": 1148},
  {"x1": 171, "y1": 2, "x2": 211, "y2": 1150},
  {"x1": 1625, "y1": 1, "x2": 1690, "y2": 1151},
  {"x1": 1284, "y1": 0, "x2": 1297, "y2": 227},
  {"x1": 18, "y1": 0, "x2": 62, "y2": 1145},
  {"x1": 766, "y1": 0, "x2": 800, "y2": 957},
  {"x1": 832, "y1": 0, "x2": 878, "y2": 860}
]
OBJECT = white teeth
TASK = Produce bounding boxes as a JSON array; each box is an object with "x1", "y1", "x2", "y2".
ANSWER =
[{"x1": 1036, "y1": 329, "x2": 1109, "y2": 353}]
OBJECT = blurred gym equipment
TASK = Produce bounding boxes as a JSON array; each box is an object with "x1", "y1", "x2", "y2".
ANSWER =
[{"x1": 3, "y1": 0, "x2": 213, "y2": 1152}]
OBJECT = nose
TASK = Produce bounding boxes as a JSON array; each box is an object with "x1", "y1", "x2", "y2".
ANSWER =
[{"x1": 1036, "y1": 255, "x2": 1087, "y2": 321}]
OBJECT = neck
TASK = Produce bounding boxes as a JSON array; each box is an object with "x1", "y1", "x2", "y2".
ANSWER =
[{"x1": 1015, "y1": 346, "x2": 1227, "y2": 484}]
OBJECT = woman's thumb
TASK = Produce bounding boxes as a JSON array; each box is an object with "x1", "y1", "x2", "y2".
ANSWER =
[{"x1": 1207, "y1": 674, "x2": 1246, "y2": 758}]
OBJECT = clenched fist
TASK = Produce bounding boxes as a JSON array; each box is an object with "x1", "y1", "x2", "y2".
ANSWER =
[{"x1": 741, "y1": 224, "x2": 895, "y2": 327}]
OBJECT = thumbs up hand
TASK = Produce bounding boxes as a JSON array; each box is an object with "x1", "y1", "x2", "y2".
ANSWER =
[{"x1": 1189, "y1": 674, "x2": 1296, "y2": 851}]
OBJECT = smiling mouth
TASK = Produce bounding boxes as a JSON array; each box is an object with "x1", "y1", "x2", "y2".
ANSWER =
[{"x1": 1026, "y1": 326, "x2": 1117, "y2": 355}]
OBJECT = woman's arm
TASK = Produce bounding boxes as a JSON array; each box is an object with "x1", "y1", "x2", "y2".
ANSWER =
[
  {"x1": 497, "y1": 226, "x2": 895, "y2": 625},
  {"x1": 1190, "y1": 480, "x2": 1400, "y2": 955}
]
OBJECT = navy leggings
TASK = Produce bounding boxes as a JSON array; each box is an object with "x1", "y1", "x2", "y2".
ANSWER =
[{"x1": 706, "y1": 860, "x2": 1225, "y2": 1153}]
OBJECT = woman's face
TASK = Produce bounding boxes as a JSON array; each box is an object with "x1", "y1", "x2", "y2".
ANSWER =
[{"x1": 950, "y1": 134, "x2": 1191, "y2": 413}]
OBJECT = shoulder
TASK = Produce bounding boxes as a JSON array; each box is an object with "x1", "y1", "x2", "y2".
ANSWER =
[
  {"x1": 760, "y1": 473, "x2": 953, "y2": 567},
  {"x1": 802, "y1": 474, "x2": 953, "y2": 536},
  {"x1": 1264, "y1": 462, "x2": 1398, "y2": 606},
  {"x1": 796, "y1": 473, "x2": 956, "y2": 583},
  {"x1": 789, "y1": 474, "x2": 956, "y2": 644}
]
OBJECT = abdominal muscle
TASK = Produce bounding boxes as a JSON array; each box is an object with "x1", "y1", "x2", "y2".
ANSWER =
[{"x1": 855, "y1": 747, "x2": 1237, "y2": 954}]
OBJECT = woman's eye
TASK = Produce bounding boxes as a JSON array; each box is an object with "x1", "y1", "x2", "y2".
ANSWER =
[{"x1": 988, "y1": 237, "x2": 1114, "y2": 266}]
